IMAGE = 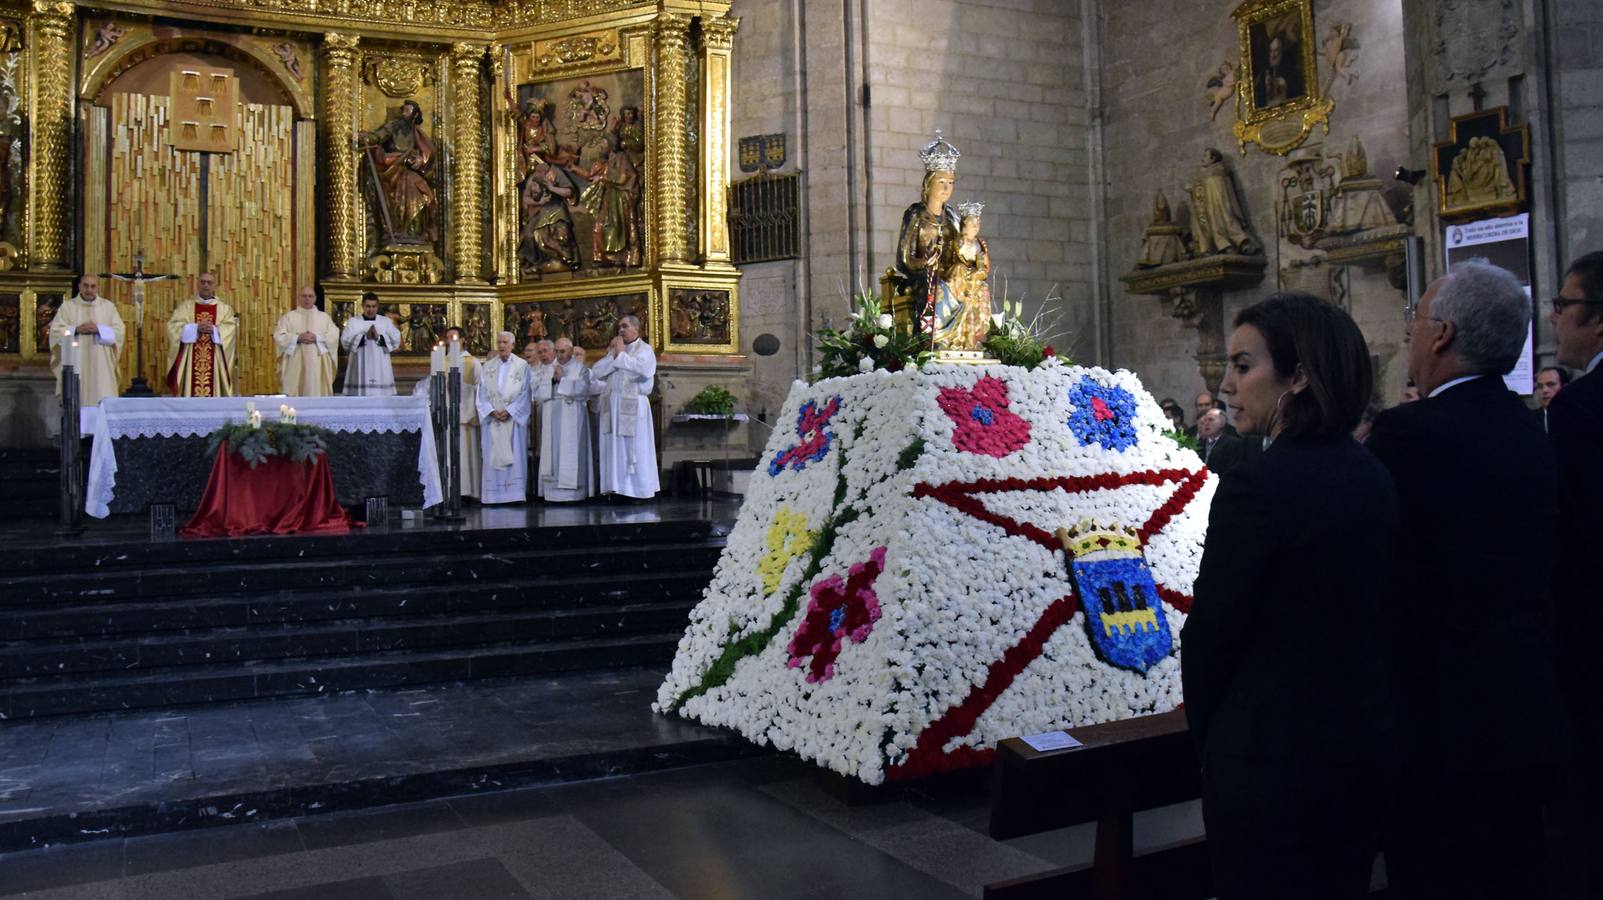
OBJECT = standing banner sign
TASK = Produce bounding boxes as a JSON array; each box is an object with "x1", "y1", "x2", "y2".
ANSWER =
[{"x1": 1445, "y1": 213, "x2": 1534, "y2": 395}]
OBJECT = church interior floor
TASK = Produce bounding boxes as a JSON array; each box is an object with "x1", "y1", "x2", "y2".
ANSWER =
[{"x1": 0, "y1": 740, "x2": 1205, "y2": 899}]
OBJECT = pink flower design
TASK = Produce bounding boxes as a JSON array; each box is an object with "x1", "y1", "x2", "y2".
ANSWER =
[
  {"x1": 937, "y1": 376, "x2": 1032, "y2": 458},
  {"x1": 786, "y1": 547, "x2": 889, "y2": 683}
]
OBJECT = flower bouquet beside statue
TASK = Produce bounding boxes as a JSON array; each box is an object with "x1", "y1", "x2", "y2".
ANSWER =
[{"x1": 812, "y1": 291, "x2": 933, "y2": 380}]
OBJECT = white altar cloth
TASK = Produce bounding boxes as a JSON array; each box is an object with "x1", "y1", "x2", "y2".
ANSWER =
[{"x1": 84, "y1": 396, "x2": 444, "y2": 518}]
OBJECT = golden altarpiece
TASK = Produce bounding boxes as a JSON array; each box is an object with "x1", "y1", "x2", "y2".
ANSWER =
[{"x1": 0, "y1": 0, "x2": 742, "y2": 398}]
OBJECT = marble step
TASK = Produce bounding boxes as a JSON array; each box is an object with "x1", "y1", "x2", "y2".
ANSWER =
[
  {"x1": 2, "y1": 633, "x2": 682, "y2": 719},
  {"x1": 1, "y1": 570, "x2": 712, "y2": 640},
  {"x1": 1, "y1": 541, "x2": 724, "y2": 604},
  {"x1": 4, "y1": 517, "x2": 727, "y2": 575},
  {"x1": 0, "y1": 601, "x2": 697, "y2": 680}
]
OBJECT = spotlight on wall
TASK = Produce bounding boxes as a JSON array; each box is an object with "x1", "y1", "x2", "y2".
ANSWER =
[{"x1": 1394, "y1": 165, "x2": 1427, "y2": 185}]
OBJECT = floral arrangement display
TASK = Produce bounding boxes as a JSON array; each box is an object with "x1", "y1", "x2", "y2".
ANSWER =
[
  {"x1": 655, "y1": 360, "x2": 1216, "y2": 784},
  {"x1": 683, "y1": 385, "x2": 739, "y2": 417},
  {"x1": 981, "y1": 297, "x2": 1059, "y2": 370},
  {"x1": 205, "y1": 418, "x2": 332, "y2": 468},
  {"x1": 812, "y1": 293, "x2": 933, "y2": 379}
]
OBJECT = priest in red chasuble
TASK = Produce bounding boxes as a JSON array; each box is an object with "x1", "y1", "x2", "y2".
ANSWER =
[{"x1": 164, "y1": 272, "x2": 239, "y2": 397}]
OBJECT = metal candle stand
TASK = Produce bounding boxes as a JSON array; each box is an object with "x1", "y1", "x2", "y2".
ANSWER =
[
  {"x1": 442, "y1": 365, "x2": 465, "y2": 522},
  {"x1": 58, "y1": 361, "x2": 83, "y2": 536},
  {"x1": 429, "y1": 370, "x2": 448, "y2": 520}
]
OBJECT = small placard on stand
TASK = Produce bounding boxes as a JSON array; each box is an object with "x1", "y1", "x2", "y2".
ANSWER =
[
  {"x1": 149, "y1": 503, "x2": 177, "y2": 541},
  {"x1": 1019, "y1": 730, "x2": 1083, "y2": 753}
]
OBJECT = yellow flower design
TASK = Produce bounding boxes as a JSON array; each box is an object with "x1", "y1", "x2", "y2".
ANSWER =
[{"x1": 757, "y1": 506, "x2": 817, "y2": 596}]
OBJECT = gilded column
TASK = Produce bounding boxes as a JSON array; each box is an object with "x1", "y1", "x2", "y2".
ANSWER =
[
  {"x1": 319, "y1": 33, "x2": 361, "y2": 280},
  {"x1": 28, "y1": 1, "x2": 75, "y2": 271},
  {"x1": 653, "y1": 12, "x2": 691, "y2": 263},
  {"x1": 451, "y1": 43, "x2": 485, "y2": 283},
  {"x1": 699, "y1": 16, "x2": 739, "y2": 264}
]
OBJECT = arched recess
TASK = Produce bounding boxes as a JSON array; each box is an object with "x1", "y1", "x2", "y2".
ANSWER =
[{"x1": 79, "y1": 31, "x2": 318, "y2": 395}]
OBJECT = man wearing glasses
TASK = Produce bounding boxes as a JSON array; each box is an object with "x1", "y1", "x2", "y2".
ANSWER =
[{"x1": 1548, "y1": 250, "x2": 1603, "y2": 898}]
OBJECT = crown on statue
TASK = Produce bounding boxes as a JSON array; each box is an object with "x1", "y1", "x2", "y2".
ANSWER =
[
  {"x1": 956, "y1": 201, "x2": 985, "y2": 219},
  {"x1": 1056, "y1": 521, "x2": 1143, "y2": 558},
  {"x1": 919, "y1": 130, "x2": 961, "y2": 173}
]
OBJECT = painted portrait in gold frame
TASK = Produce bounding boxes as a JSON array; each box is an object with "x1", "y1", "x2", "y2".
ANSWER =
[{"x1": 1231, "y1": 0, "x2": 1333, "y2": 156}]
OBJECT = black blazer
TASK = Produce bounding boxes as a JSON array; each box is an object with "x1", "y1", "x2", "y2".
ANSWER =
[
  {"x1": 1200, "y1": 432, "x2": 1247, "y2": 476},
  {"x1": 1548, "y1": 367, "x2": 1603, "y2": 720},
  {"x1": 1367, "y1": 375, "x2": 1563, "y2": 774},
  {"x1": 1182, "y1": 435, "x2": 1399, "y2": 766}
]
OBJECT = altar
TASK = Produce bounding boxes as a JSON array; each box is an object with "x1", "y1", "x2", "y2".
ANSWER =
[{"x1": 84, "y1": 396, "x2": 443, "y2": 519}]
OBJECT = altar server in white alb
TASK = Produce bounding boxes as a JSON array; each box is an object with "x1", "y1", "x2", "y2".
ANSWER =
[
  {"x1": 341, "y1": 291, "x2": 400, "y2": 396},
  {"x1": 590, "y1": 315, "x2": 659, "y2": 498},
  {"x1": 476, "y1": 331, "x2": 532, "y2": 504},
  {"x1": 530, "y1": 337, "x2": 599, "y2": 502},
  {"x1": 273, "y1": 286, "x2": 340, "y2": 396},
  {"x1": 50, "y1": 274, "x2": 125, "y2": 407}
]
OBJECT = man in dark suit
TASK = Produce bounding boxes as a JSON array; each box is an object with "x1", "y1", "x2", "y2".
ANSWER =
[
  {"x1": 1546, "y1": 250, "x2": 1603, "y2": 896},
  {"x1": 1196, "y1": 407, "x2": 1246, "y2": 475},
  {"x1": 1533, "y1": 365, "x2": 1570, "y2": 432},
  {"x1": 1367, "y1": 260, "x2": 1562, "y2": 898}
]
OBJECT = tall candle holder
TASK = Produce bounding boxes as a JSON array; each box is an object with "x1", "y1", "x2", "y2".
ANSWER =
[{"x1": 57, "y1": 352, "x2": 84, "y2": 536}]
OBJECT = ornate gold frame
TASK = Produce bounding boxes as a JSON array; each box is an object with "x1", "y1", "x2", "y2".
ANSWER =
[
  {"x1": 1431, "y1": 106, "x2": 1530, "y2": 223},
  {"x1": 1231, "y1": 0, "x2": 1332, "y2": 156}
]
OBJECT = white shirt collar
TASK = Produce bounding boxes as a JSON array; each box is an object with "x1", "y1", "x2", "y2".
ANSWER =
[
  {"x1": 1427, "y1": 374, "x2": 1484, "y2": 399},
  {"x1": 1588, "y1": 349, "x2": 1603, "y2": 375}
]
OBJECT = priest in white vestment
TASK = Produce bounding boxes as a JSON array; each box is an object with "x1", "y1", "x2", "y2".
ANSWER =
[
  {"x1": 165, "y1": 272, "x2": 239, "y2": 397},
  {"x1": 476, "y1": 331, "x2": 532, "y2": 504},
  {"x1": 273, "y1": 286, "x2": 340, "y2": 396},
  {"x1": 589, "y1": 315, "x2": 660, "y2": 499},
  {"x1": 50, "y1": 274, "x2": 126, "y2": 407},
  {"x1": 341, "y1": 292, "x2": 400, "y2": 396},
  {"x1": 530, "y1": 338, "x2": 599, "y2": 502}
]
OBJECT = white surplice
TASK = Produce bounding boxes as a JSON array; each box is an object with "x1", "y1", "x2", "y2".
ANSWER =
[
  {"x1": 475, "y1": 354, "x2": 531, "y2": 504},
  {"x1": 340, "y1": 315, "x2": 401, "y2": 396},
  {"x1": 589, "y1": 338, "x2": 660, "y2": 498},
  {"x1": 530, "y1": 360, "x2": 598, "y2": 502}
]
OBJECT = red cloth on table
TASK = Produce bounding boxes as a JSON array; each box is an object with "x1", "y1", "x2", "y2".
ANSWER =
[{"x1": 181, "y1": 443, "x2": 353, "y2": 537}]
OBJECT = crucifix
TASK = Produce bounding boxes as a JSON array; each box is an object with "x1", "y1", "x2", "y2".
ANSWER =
[{"x1": 105, "y1": 251, "x2": 177, "y2": 397}]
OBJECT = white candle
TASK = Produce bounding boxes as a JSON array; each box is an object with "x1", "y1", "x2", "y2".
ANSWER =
[
  {"x1": 431, "y1": 344, "x2": 445, "y2": 374},
  {"x1": 287, "y1": 407, "x2": 297, "y2": 423},
  {"x1": 280, "y1": 403, "x2": 290, "y2": 419},
  {"x1": 448, "y1": 338, "x2": 462, "y2": 370},
  {"x1": 66, "y1": 338, "x2": 79, "y2": 369}
]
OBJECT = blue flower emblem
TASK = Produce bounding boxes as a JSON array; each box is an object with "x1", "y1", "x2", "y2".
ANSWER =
[{"x1": 1066, "y1": 379, "x2": 1139, "y2": 452}]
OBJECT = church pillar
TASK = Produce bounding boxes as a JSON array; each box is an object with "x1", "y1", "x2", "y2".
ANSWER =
[
  {"x1": 319, "y1": 33, "x2": 361, "y2": 281},
  {"x1": 653, "y1": 12, "x2": 691, "y2": 264},
  {"x1": 27, "y1": 0, "x2": 74, "y2": 271},
  {"x1": 450, "y1": 43, "x2": 485, "y2": 284},
  {"x1": 697, "y1": 16, "x2": 738, "y2": 266}
]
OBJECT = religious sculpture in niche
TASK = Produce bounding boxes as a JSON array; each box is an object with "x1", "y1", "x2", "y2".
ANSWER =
[
  {"x1": 507, "y1": 293, "x2": 648, "y2": 351},
  {"x1": 360, "y1": 98, "x2": 446, "y2": 283},
  {"x1": 34, "y1": 294, "x2": 62, "y2": 355},
  {"x1": 0, "y1": 293, "x2": 19, "y2": 354},
  {"x1": 1188, "y1": 148, "x2": 1260, "y2": 256},
  {"x1": 1327, "y1": 137, "x2": 1399, "y2": 234},
  {"x1": 513, "y1": 70, "x2": 646, "y2": 278},
  {"x1": 1431, "y1": 106, "x2": 1529, "y2": 221},
  {"x1": 1136, "y1": 192, "x2": 1189, "y2": 268},
  {"x1": 463, "y1": 304, "x2": 493, "y2": 356},
  {"x1": 0, "y1": 36, "x2": 23, "y2": 261},
  {"x1": 404, "y1": 303, "x2": 448, "y2": 354},
  {"x1": 668, "y1": 289, "x2": 732, "y2": 345}
]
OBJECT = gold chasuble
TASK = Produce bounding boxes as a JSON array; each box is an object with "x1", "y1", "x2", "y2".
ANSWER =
[
  {"x1": 165, "y1": 299, "x2": 240, "y2": 397},
  {"x1": 273, "y1": 307, "x2": 340, "y2": 396}
]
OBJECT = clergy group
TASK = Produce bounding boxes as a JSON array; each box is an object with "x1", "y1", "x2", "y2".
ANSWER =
[{"x1": 50, "y1": 275, "x2": 661, "y2": 504}]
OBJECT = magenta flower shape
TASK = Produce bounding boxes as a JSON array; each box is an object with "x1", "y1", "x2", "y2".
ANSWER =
[
  {"x1": 786, "y1": 546, "x2": 889, "y2": 683},
  {"x1": 937, "y1": 376, "x2": 1032, "y2": 458}
]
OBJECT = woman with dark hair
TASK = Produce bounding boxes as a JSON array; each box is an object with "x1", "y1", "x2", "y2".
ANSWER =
[{"x1": 1181, "y1": 293, "x2": 1398, "y2": 898}]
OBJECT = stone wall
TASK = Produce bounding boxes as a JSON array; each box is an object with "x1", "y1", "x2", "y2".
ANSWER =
[
  {"x1": 1552, "y1": 0, "x2": 1603, "y2": 264},
  {"x1": 1097, "y1": 0, "x2": 1414, "y2": 415}
]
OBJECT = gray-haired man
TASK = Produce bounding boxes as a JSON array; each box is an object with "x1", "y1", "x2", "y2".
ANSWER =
[{"x1": 1368, "y1": 260, "x2": 1561, "y2": 898}]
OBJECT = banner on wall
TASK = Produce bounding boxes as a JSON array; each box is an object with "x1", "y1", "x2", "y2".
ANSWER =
[{"x1": 1445, "y1": 213, "x2": 1534, "y2": 395}]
